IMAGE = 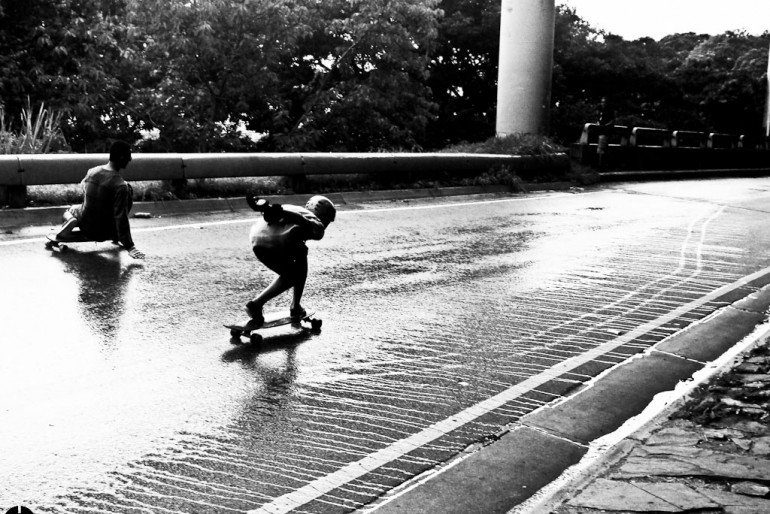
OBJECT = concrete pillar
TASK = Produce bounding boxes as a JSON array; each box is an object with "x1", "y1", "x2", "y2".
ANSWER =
[{"x1": 496, "y1": 0, "x2": 556, "y2": 136}]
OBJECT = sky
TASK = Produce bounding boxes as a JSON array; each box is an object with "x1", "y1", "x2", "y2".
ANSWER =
[{"x1": 559, "y1": 0, "x2": 770, "y2": 41}]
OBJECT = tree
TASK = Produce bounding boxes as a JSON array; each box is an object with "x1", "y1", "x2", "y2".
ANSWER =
[
  {"x1": 0, "y1": 0, "x2": 136, "y2": 151},
  {"x1": 265, "y1": 0, "x2": 442, "y2": 152},
  {"x1": 548, "y1": 5, "x2": 769, "y2": 143},
  {"x1": 675, "y1": 31, "x2": 770, "y2": 135},
  {"x1": 124, "y1": 0, "x2": 441, "y2": 152},
  {"x1": 4, "y1": 0, "x2": 765, "y2": 153},
  {"x1": 424, "y1": 0, "x2": 500, "y2": 149},
  {"x1": 549, "y1": 5, "x2": 610, "y2": 143},
  {"x1": 124, "y1": 0, "x2": 314, "y2": 152}
]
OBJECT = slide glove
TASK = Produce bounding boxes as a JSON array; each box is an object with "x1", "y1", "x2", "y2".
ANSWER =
[
  {"x1": 263, "y1": 203, "x2": 284, "y2": 224},
  {"x1": 247, "y1": 194, "x2": 270, "y2": 212}
]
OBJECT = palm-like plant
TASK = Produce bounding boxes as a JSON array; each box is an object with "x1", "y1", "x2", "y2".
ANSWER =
[{"x1": 0, "y1": 98, "x2": 67, "y2": 154}]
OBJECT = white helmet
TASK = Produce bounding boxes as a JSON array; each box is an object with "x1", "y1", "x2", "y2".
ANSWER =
[{"x1": 306, "y1": 195, "x2": 336, "y2": 225}]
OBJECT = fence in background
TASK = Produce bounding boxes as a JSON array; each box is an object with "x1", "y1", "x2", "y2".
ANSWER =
[
  {"x1": 578, "y1": 124, "x2": 769, "y2": 150},
  {"x1": 574, "y1": 124, "x2": 770, "y2": 171}
]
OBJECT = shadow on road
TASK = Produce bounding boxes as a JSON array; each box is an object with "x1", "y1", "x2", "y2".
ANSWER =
[
  {"x1": 221, "y1": 330, "x2": 317, "y2": 363},
  {"x1": 48, "y1": 247, "x2": 143, "y2": 342}
]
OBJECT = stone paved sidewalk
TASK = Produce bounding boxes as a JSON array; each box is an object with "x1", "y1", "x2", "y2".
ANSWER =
[{"x1": 550, "y1": 340, "x2": 770, "y2": 513}]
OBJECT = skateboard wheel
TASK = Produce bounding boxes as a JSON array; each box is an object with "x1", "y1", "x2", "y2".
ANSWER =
[
  {"x1": 45, "y1": 241, "x2": 54, "y2": 250},
  {"x1": 311, "y1": 319, "x2": 322, "y2": 331},
  {"x1": 250, "y1": 333, "x2": 263, "y2": 345},
  {"x1": 230, "y1": 328, "x2": 242, "y2": 338},
  {"x1": 60, "y1": 244, "x2": 69, "y2": 252}
]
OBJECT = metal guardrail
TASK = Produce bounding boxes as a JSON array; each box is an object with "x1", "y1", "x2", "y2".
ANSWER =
[
  {"x1": 0, "y1": 152, "x2": 571, "y2": 208},
  {"x1": 0, "y1": 152, "x2": 569, "y2": 186}
]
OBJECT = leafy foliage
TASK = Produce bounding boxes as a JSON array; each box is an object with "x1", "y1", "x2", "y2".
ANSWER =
[
  {"x1": 0, "y1": 1, "x2": 767, "y2": 151},
  {"x1": 0, "y1": 99, "x2": 68, "y2": 154},
  {"x1": 424, "y1": 0, "x2": 501, "y2": 148},
  {"x1": 264, "y1": 0, "x2": 442, "y2": 152},
  {"x1": 548, "y1": 6, "x2": 770, "y2": 143},
  {"x1": 675, "y1": 33, "x2": 770, "y2": 133},
  {"x1": 0, "y1": 0, "x2": 140, "y2": 151},
  {"x1": 442, "y1": 133, "x2": 563, "y2": 156},
  {"x1": 124, "y1": 0, "x2": 315, "y2": 152}
]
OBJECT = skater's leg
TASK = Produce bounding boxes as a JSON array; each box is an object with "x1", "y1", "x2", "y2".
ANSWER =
[
  {"x1": 248, "y1": 248, "x2": 303, "y2": 322},
  {"x1": 56, "y1": 209, "x2": 79, "y2": 238},
  {"x1": 290, "y1": 255, "x2": 308, "y2": 318},
  {"x1": 251, "y1": 275, "x2": 294, "y2": 308}
]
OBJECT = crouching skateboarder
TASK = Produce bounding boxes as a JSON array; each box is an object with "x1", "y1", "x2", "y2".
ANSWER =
[
  {"x1": 51, "y1": 141, "x2": 145, "y2": 259},
  {"x1": 244, "y1": 194, "x2": 336, "y2": 328}
]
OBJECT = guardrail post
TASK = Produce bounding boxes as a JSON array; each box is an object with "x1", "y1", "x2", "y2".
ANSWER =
[
  {"x1": 170, "y1": 178, "x2": 187, "y2": 198},
  {"x1": 5, "y1": 185, "x2": 27, "y2": 208},
  {"x1": 289, "y1": 174, "x2": 308, "y2": 194}
]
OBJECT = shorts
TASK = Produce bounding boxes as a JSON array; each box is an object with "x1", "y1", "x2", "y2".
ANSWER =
[{"x1": 253, "y1": 245, "x2": 308, "y2": 276}]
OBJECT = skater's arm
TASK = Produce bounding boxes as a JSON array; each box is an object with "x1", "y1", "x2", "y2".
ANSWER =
[
  {"x1": 113, "y1": 185, "x2": 135, "y2": 249},
  {"x1": 113, "y1": 186, "x2": 144, "y2": 259},
  {"x1": 280, "y1": 209, "x2": 325, "y2": 240}
]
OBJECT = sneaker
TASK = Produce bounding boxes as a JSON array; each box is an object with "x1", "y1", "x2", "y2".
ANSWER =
[
  {"x1": 54, "y1": 233, "x2": 81, "y2": 242},
  {"x1": 55, "y1": 216, "x2": 78, "y2": 239},
  {"x1": 54, "y1": 229, "x2": 86, "y2": 242},
  {"x1": 245, "y1": 301, "x2": 264, "y2": 327},
  {"x1": 290, "y1": 306, "x2": 307, "y2": 321}
]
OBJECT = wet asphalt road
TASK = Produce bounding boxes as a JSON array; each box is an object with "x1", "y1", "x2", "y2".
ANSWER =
[{"x1": 3, "y1": 177, "x2": 770, "y2": 513}]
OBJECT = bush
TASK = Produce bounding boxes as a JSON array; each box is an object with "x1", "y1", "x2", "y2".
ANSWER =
[
  {"x1": 440, "y1": 133, "x2": 565, "y2": 156},
  {"x1": 0, "y1": 99, "x2": 69, "y2": 154}
]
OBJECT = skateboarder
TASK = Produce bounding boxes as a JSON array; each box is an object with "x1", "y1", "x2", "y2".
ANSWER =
[
  {"x1": 53, "y1": 141, "x2": 145, "y2": 259},
  {"x1": 596, "y1": 97, "x2": 616, "y2": 171},
  {"x1": 245, "y1": 195, "x2": 336, "y2": 327}
]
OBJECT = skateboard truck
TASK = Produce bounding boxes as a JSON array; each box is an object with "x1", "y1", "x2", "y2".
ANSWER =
[{"x1": 226, "y1": 311, "x2": 322, "y2": 345}]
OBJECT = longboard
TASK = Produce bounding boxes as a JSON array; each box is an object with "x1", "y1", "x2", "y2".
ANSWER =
[
  {"x1": 45, "y1": 233, "x2": 108, "y2": 251},
  {"x1": 225, "y1": 310, "x2": 321, "y2": 344}
]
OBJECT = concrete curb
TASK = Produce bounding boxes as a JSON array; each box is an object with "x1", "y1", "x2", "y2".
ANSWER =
[{"x1": 522, "y1": 313, "x2": 770, "y2": 513}]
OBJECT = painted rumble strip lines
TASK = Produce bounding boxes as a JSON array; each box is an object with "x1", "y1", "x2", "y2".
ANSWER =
[{"x1": 248, "y1": 264, "x2": 770, "y2": 514}]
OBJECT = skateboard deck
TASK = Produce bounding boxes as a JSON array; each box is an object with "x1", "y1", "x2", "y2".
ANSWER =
[
  {"x1": 225, "y1": 310, "x2": 321, "y2": 344},
  {"x1": 45, "y1": 233, "x2": 102, "y2": 251}
]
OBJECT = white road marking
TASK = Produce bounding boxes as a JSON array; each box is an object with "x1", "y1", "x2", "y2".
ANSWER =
[{"x1": 0, "y1": 192, "x2": 581, "y2": 247}]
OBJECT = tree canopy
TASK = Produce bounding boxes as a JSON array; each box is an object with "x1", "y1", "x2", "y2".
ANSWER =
[
  {"x1": 549, "y1": 5, "x2": 769, "y2": 143},
  {"x1": 0, "y1": 0, "x2": 767, "y2": 151}
]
